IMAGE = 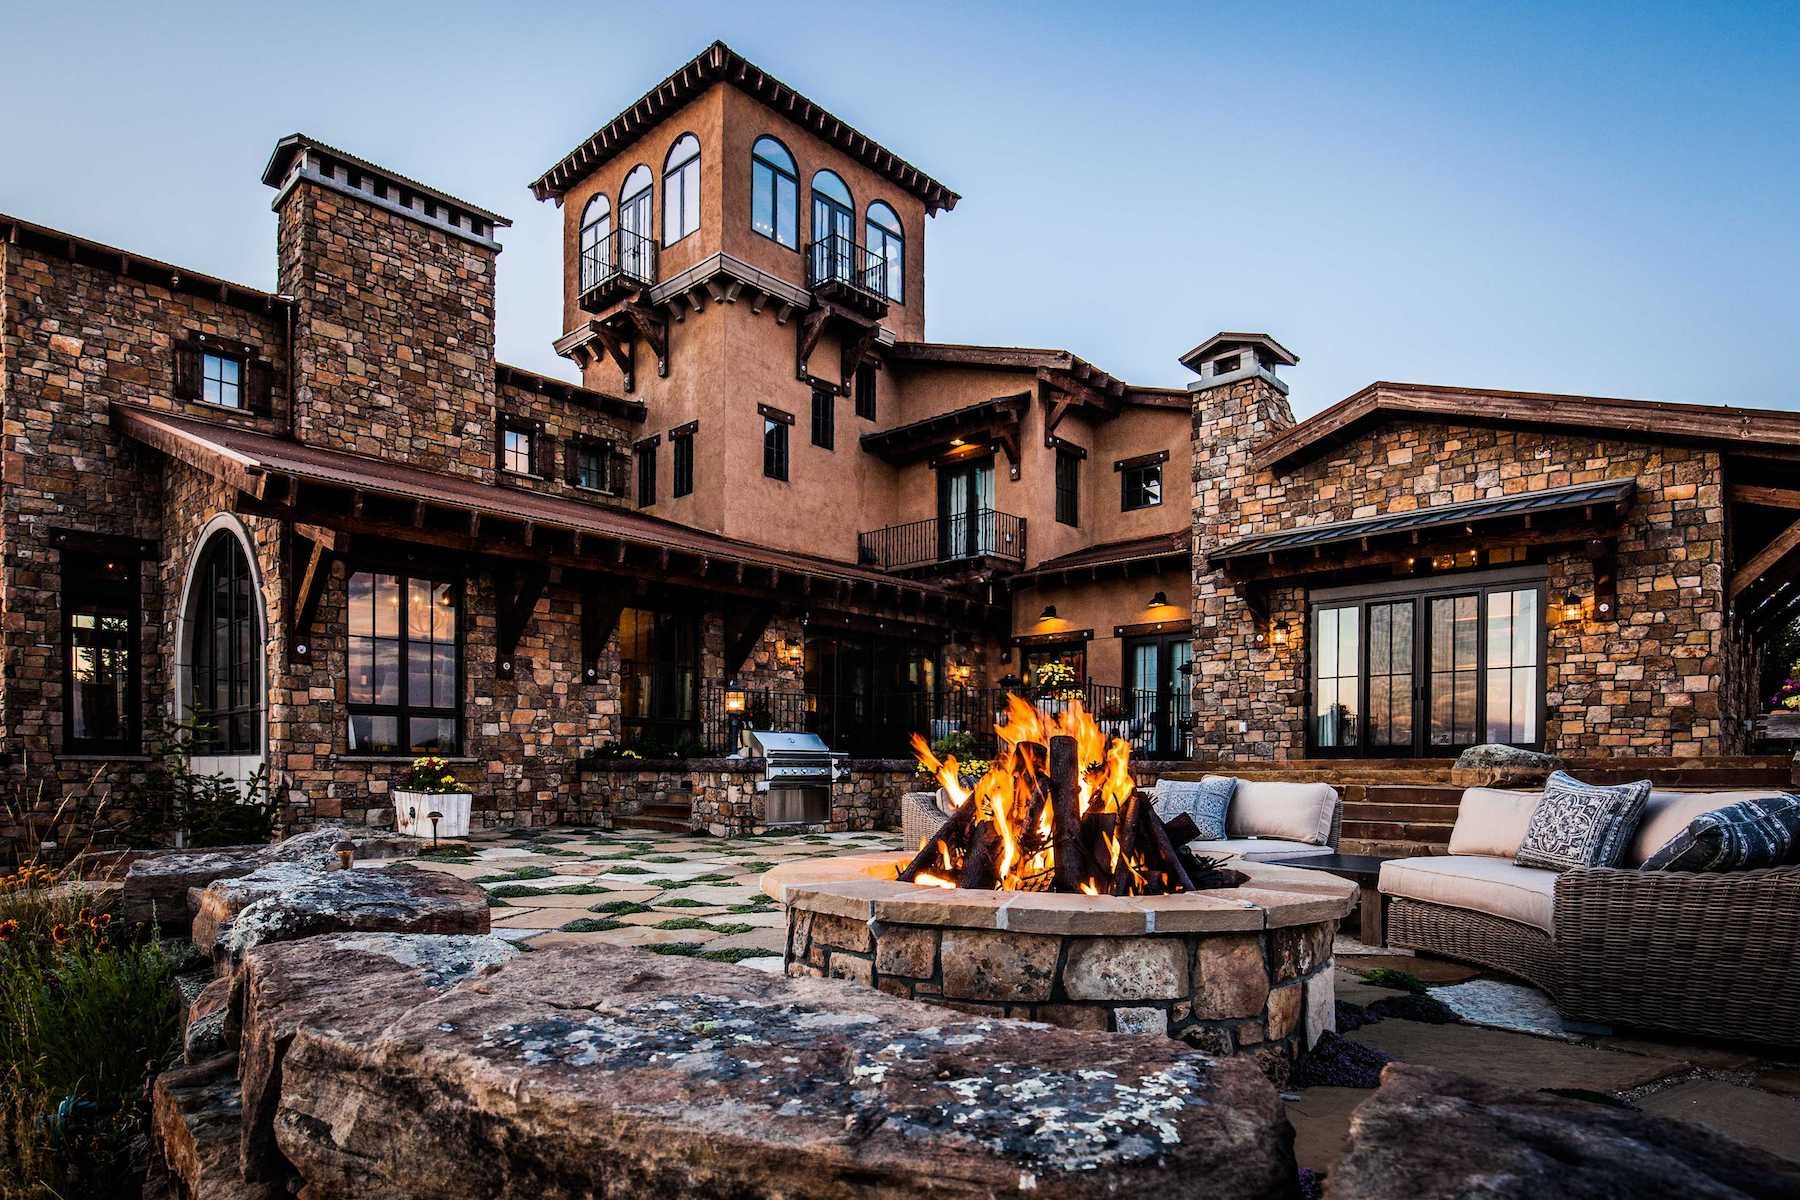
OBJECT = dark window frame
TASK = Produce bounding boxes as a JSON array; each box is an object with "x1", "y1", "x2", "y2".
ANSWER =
[
  {"x1": 187, "y1": 530, "x2": 260, "y2": 756},
  {"x1": 1055, "y1": 447, "x2": 1080, "y2": 526},
  {"x1": 345, "y1": 567, "x2": 464, "y2": 756},
  {"x1": 750, "y1": 135, "x2": 799, "y2": 250},
  {"x1": 61, "y1": 552, "x2": 142, "y2": 755},
  {"x1": 636, "y1": 436, "x2": 659, "y2": 507},
  {"x1": 1121, "y1": 461, "x2": 1163, "y2": 511},
  {"x1": 661, "y1": 132, "x2": 701, "y2": 247},
  {"x1": 811, "y1": 387, "x2": 835, "y2": 450},
  {"x1": 500, "y1": 424, "x2": 536, "y2": 476},
  {"x1": 201, "y1": 350, "x2": 244, "y2": 410},
  {"x1": 854, "y1": 364, "x2": 877, "y2": 420},
  {"x1": 671, "y1": 424, "x2": 695, "y2": 498},
  {"x1": 865, "y1": 201, "x2": 905, "y2": 304},
  {"x1": 568, "y1": 436, "x2": 612, "y2": 493},
  {"x1": 1305, "y1": 566, "x2": 1549, "y2": 758},
  {"x1": 761, "y1": 408, "x2": 791, "y2": 481}
]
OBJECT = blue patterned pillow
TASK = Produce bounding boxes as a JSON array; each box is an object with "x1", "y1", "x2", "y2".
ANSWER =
[
  {"x1": 1150, "y1": 776, "x2": 1235, "y2": 841},
  {"x1": 1641, "y1": 794, "x2": 1800, "y2": 872},
  {"x1": 1514, "y1": 771, "x2": 1650, "y2": 871}
]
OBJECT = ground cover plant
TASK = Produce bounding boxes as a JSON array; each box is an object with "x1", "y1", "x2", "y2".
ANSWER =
[{"x1": 0, "y1": 864, "x2": 179, "y2": 1199}]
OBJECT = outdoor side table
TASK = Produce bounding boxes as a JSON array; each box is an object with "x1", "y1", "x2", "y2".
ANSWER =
[{"x1": 1241, "y1": 851, "x2": 1396, "y2": 946}]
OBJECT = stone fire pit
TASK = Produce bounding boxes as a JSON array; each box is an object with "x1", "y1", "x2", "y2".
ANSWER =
[{"x1": 765, "y1": 853, "x2": 1356, "y2": 1075}]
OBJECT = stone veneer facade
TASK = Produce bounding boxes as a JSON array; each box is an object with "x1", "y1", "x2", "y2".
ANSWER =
[
  {"x1": 1190, "y1": 373, "x2": 1749, "y2": 760},
  {"x1": 581, "y1": 758, "x2": 914, "y2": 836}
]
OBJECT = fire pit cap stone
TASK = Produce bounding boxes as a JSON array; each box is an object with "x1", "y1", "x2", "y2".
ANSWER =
[{"x1": 768, "y1": 853, "x2": 1354, "y2": 933}]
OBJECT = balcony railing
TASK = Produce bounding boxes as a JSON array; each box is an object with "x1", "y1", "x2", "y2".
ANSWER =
[
  {"x1": 858, "y1": 509, "x2": 1027, "y2": 573},
  {"x1": 806, "y1": 234, "x2": 887, "y2": 305},
  {"x1": 696, "y1": 682, "x2": 1193, "y2": 759},
  {"x1": 577, "y1": 228, "x2": 658, "y2": 307}
]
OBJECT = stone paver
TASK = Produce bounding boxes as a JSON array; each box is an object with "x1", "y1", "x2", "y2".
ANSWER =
[
  {"x1": 1637, "y1": 1079, "x2": 1800, "y2": 1165},
  {"x1": 1349, "y1": 1021, "x2": 1689, "y2": 1093}
]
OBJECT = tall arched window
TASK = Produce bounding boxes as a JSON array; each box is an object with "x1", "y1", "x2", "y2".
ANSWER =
[
  {"x1": 810, "y1": 170, "x2": 854, "y2": 285},
  {"x1": 662, "y1": 134, "x2": 700, "y2": 245},
  {"x1": 866, "y1": 201, "x2": 904, "y2": 303},
  {"x1": 185, "y1": 528, "x2": 260, "y2": 756},
  {"x1": 619, "y1": 165, "x2": 654, "y2": 281},
  {"x1": 578, "y1": 193, "x2": 612, "y2": 290},
  {"x1": 750, "y1": 136, "x2": 797, "y2": 248}
]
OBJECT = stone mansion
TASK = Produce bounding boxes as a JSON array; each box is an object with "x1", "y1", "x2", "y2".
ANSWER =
[{"x1": 4, "y1": 40, "x2": 1799, "y2": 837}]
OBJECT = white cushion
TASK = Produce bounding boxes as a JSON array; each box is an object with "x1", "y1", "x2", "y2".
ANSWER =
[
  {"x1": 1190, "y1": 837, "x2": 1324, "y2": 858},
  {"x1": 1379, "y1": 855, "x2": 1559, "y2": 934},
  {"x1": 1448, "y1": 788, "x2": 1543, "y2": 859},
  {"x1": 1627, "y1": 790, "x2": 1787, "y2": 866},
  {"x1": 1223, "y1": 778, "x2": 1338, "y2": 846}
]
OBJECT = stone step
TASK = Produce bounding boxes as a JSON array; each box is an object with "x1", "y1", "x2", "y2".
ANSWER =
[
  {"x1": 1343, "y1": 801, "x2": 1464, "y2": 824},
  {"x1": 1343, "y1": 819, "x2": 1455, "y2": 846},
  {"x1": 612, "y1": 814, "x2": 697, "y2": 833}
]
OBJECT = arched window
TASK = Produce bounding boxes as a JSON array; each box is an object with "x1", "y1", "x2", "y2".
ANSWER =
[
  {"x1": 750, "y1": 136, "x2": 797, "y2": 248},
  {"x1": 662, "y1": 134, "x2": 700, "y2": 245},
  {"x1": 865, "y1": 201, "x2": 904, "y2": 303},
  {"x1": 810, "y1": 171, "x2": 855, "y2": 285},
  {"x1": 619, "y1": 165, "x2": 654, "y2": 281},
  {"x1": 185, "y1": 528, "x2": 260, "y2": 756},
  {"x1": 578, "y1": 193, "x2": 612, "y2": 290}
]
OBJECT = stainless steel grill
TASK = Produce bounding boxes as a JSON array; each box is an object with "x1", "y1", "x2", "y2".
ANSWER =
[{"x1": 741, "y1": 729, "x2": 847, "y2": 825}]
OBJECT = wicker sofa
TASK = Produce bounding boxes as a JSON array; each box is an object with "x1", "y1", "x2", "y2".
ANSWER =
[{"x1": 1381, "y1": 785, "x2": 1800, "y2": 1046}]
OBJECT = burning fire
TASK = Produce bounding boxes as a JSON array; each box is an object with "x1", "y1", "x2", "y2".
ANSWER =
[{"x1": 901, "y1": 695, "x2": 1193, "y2": 896}]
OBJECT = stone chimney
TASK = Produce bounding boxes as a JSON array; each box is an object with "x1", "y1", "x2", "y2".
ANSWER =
[
  {"x1": 1183, "y1": 332, "x2": 1301, "y2": 759},
  {"x1": 262, "y1": 135, "x2": 511, "y2": 478}
]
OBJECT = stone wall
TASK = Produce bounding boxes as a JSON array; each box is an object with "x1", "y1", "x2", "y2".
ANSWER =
[
  {"x1": 276, "y1": 180, "x2": 496, "y2": 477},
  {"x1": 1190, "y1": 375, "x2": 1737, "y2": 759}
]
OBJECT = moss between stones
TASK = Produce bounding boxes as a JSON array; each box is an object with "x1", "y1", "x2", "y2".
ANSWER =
[
  {"x1": 469, "y1": 866, "x2": 554, "y2": 884},
  {"x1": 604, "y1": 866, "x2": 655, "y2": 875},
  {"x1": 558, "y1": 918, "x2": 628, "y2": 933},
  {"x1": 642, "y1": 943, "x2": 704, "y2": 957},
  {"x1": 656, "y1": 898, "x2": 708, "y2": 908},
  {"x1": 641, "y1": 855, "x2": 687, "y2": 864},
  {"x1": 700, "y1": 947, "x2": 778, "y2": 964},
  {"x1": 736, "y1": 862, "x2": 776, "y2": 874},
  {"x1": 588, "y1": 900, "x2": 655, "y2": 915},
  {"x1": 1356, "y1": 967, "x2": 1429, "y2": 995},
  {"x1": 653, "y1": 918, "x2": 754, "y2": 935}
]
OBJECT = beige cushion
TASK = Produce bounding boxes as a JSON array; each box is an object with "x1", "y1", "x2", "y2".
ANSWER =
[
  {"x1": 1626, "y1": 790, "x2": 1787, "y2": 866},
  {"x1": 1448, "y1": 788, "x2": 1543, "y2": 859},
  {"x1": 1221, "y1": 778, "x2": 1338, "y2": 846},
  {"x1": 1379, "y1": 855, "x2": 1560, "y2": 934},
  {"x1": 1190, "y1": 837, "x2": 1323, "y2": 858}
]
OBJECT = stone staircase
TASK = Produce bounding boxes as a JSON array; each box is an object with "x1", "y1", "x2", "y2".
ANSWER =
[{"x1": 612, "y1": 791, "x2": 697, "y2": 833}]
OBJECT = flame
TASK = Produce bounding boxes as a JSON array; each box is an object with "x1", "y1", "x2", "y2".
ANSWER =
[{"x1": 908, "y1": 696, "x2": 1166, "y2": 895}]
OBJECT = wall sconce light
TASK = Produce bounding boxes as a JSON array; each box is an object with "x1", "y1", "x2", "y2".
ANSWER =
[
  {"x1": 947, "y1": 661, "x2": 974, "y2": 685},
  {"x1": 1147, "y1": 591, "x2": 1169, "y2": 608},
  {"x1": 1038, "y1": 605, "x2": 1057, "y2": 621},
  {"x1": 778, "y1": 639, "x2": 804, "y2": 666},
  {"x1": 722, "y1": 685, "x2": 748, "y2": 715},
  {"x1": 1271, "y1": 619, "x2": 1291, "y2": 647},
  {"x1": 1561, "y1": 591, "x2": 1583, "y2": 624}
]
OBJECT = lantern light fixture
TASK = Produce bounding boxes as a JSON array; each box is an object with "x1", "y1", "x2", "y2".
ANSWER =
[
  {"x1": 1272, "y1": 619, "x2": 1291, "y2": 647},
  {"x1": 1561, "y1": 590, "x2": 1583, "y2": 624},
  {"x1": 1038, "y1": 605, "x2": 1057, "y2": 621},
  {"x1": 1147, "y1": 590, "x2": 1169, "y2": 608}
]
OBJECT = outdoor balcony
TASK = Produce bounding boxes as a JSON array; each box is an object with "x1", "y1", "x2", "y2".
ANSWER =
[
  {"x1": 858, "y1": 508, "x2": 1026, "y2": 577},
  {"x1": 577, "y1": 228, "x2": 658, "y2": 312},
  {"x1": 805, "y1": 233, "x2": 888, "y2": 318}
]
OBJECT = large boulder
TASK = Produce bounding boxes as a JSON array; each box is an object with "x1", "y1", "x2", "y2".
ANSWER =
[
  {"x1": 273, "y1": 945, "x2": 1297, "y2": 1200},
  {"x1": 1330, "y1": 1063, "x2": 1800, "y2": 1199},
  {"x1": 237, "y1": 932, "x2": 516, "y2": 1182},
  {"x1": 193, "y1": 862, "x2": 488, "y2": 968},
  {"x1": 122, "y1": 827, "x2": 422, "y2": 929},
  {"x1": 1449, "y1": 744, "x2": 1563, "y2": 788},
  {"x1": 151, "y1": 1054, "x2": 284, "y2": 1200}
]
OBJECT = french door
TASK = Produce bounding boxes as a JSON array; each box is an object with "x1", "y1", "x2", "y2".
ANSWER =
[
  {"x1": 1124, "y1": 633, "x2": 1192, "y2": 758},
  {"x1": 1308, "y1": 572, "x2": 1545, "y2": 757},
  {"x1": 937, "y1": 459, "x2": 995, "y2": 560},
  {"x1": 619, "y1": 184, "x2": 654, "y2": 282}
]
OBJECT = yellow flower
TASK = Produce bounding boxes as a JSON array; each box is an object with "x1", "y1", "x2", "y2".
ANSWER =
[{"x1": 49, "y1": 923, "x2": 71, "y2": 947}]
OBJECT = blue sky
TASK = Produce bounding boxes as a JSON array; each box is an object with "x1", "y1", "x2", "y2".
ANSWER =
[{"x1": 2, "y1": 1, "x2": 1795, "y2": 415}]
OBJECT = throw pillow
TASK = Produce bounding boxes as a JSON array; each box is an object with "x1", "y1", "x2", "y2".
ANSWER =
[
  {"x1": 1642, "y1": 794, "x2": 1800, "y2": 872},
  {"x1": 1513, "y1": 771, "x2": 1650, "y2": 872},
  {"x1": 1150, "y1": 776, "x2": 1235, "y2": 841}
]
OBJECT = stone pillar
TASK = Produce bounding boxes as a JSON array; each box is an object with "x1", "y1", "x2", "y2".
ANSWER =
[
  {"x1": 1186, "y1": 339, "x2": 1302, "y2": 760},
  {"x1": 266, "y1": 137, "x2": 507, "y2": 479}
]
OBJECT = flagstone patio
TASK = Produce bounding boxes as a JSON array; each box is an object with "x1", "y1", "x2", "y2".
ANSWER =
[{"x1": 401, "y1": 826, "x2": 1800, "y2": 1178}]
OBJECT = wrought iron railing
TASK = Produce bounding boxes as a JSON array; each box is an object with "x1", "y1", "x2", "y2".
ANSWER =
[
  {"x1": 692, "y1": 681, "x2": 1193, "y2": 759},
  {"x1": 578, "y1": 227, "x2": 658, "y2": 300},
  {"x1": 805, "y1": 233, "x2": 886, "y2": 298},
  {"x1": 858, "y1": 509, "x2": 1027, "y2": 572}
]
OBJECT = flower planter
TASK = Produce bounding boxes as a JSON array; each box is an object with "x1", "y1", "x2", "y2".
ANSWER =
[{"x1": 393, "y1": 790, "x2": 472, "y2": 839}]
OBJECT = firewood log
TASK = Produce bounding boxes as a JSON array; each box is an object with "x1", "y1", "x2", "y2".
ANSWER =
[
  {"x1": 957, "y1": 819, "x2": 1002, "y2": 889},
  {"x1": 1162, "y1": 813, "x2": 1201, "y2": 847},
  {"x1": 1049, "y1": 735, "x2": 1083, "y2": 892},
  {"x1": 1110, "y1": 792, "x2": 1144, "y2": 896},
  {"x1": 1141, "y1": 802, "x2": 1195, "y2": 893},
  {"x1": 896, "y1": 799, "x2": 976, "y2": 882}
]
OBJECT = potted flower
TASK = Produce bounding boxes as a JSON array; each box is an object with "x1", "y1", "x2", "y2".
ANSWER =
[
  {"x1": 1033, "y1": 661, "x2": 1081, "y2": 710},
  {"x1": 393, "y1": 755, "x2": 472, "y2": 839}
]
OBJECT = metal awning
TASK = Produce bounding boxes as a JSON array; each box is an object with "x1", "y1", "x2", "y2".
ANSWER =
[{"x1": 1209, "y1": 479, "x2": 1636, "y2": 567}]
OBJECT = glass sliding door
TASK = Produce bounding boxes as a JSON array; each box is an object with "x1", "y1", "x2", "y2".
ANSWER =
[
  {"x1": 1124, "y1": 633, "x2": 1194, "y2": 757},
  {"x1": 1307, "y1": 571, "x2": 1545, "y2": 757},
  {"x1": 1426, "y1": 594, "x2": 1480, "y2": 751},
  {"x1": 1311, "y1": 605, "x2": 1360, "y2": 750},
  {"x1": 937, "y1": 459, "x2": 993, "y2": 561}
]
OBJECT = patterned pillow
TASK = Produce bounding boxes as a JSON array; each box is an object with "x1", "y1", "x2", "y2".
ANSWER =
[
  {"x1": 1150, "y1": 776, "x2": 1235, "y2": 841},
  {"x1": 1641, "y1": 794, "x2": 1800, "y2": 872},
  {"x1": 1513, "y1": 771, "x2": 1650, "y2": 872}
]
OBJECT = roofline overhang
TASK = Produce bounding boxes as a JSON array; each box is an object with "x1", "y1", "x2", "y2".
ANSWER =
[
  {"x1": 530, "y1": 41, "x2": 960, "y2": 214},
  {"x1": 262, "y1": 133, "x2": 511, "y2": 226}
]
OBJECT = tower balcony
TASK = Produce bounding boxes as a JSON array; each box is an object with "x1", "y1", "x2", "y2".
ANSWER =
[
  {"x1": 805, "y1": 234, "x2": 889, "y2": 319},
  {"x1": 577, "y1": 228, "x2": 658, "y2": 312}
]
